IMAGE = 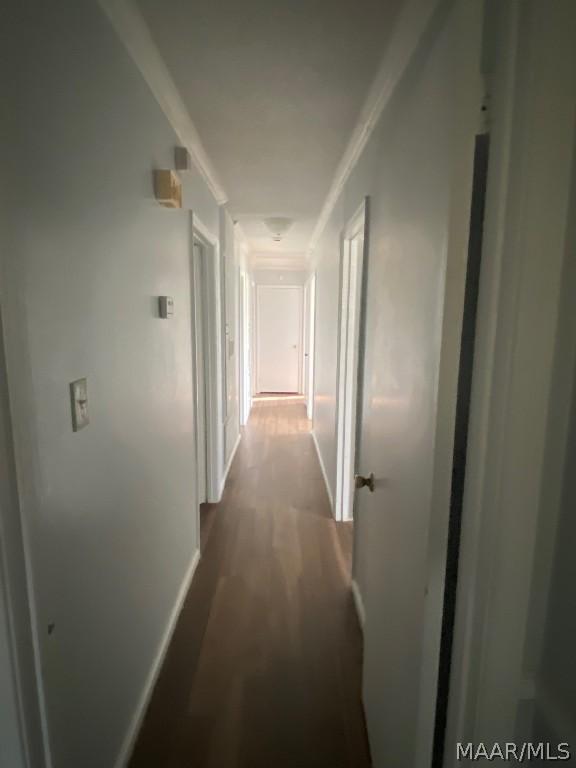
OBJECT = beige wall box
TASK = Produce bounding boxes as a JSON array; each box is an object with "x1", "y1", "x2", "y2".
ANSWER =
[
  {"x1": 153, "y1": 169, "x2": 182, "y2": 208},
  {"x1": 158, "y1": 296, "x2": 174, "y2": 318}
]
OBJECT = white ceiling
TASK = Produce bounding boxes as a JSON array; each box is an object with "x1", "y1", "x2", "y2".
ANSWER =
[{"x1": 136, "y1": 0, "x2": 403, "y2": 256}]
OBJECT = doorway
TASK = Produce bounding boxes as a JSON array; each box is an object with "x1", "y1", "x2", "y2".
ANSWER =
[
  {"x1": 432, "y1": 131, "x2": 489, "y2": 767},
  {"x1": 335, "y1": 201, "x2": 367, "y2": 522},
  {"x1": 304, "y1": 274, "x2": 316, "y2": 421},
  {"x1": 0, "y1": 307, "x2": 35, "y2": 768},
  {"x1": 255, "y1": 285, "x2": 303, "y2": 394},
  {"x1": 190, "y1": 214, "x2": 225, "y2": 506},
  {"x1": 191, "y1": 238, "x2": 209, "y2": 505}
]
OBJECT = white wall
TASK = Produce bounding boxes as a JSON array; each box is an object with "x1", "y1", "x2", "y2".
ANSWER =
[
  {"x1": 529, "y1": 127, "x2": 576, "y2": 749},
  {"x1": 312, "y1": 210, "x2": 342, "y2": 494},
  {"x1": 0, "y1": 0, "x2": 224, "y2": 765},
  {"x1": 251, "y1": 269, "x2": 309, "y2": 286},
  {"x1": 312, "y1": 0, "x2": 476, "y2": 572},
  {"x1": 532, "y1": 355, "x2": 576, "y2": 747}
]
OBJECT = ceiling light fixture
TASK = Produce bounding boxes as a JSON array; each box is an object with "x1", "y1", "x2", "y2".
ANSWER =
[{"x1": 264, "y1": 217, "x2": 294, "y2": 243}]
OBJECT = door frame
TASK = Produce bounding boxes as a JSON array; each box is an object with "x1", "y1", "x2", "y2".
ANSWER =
[
  {"x1": 191, "y1": 213, "x2": 225, "y2": 505},
  {"x1": 304, "y1": 273, "x2": 316, "y2": 421},
  {"x1": 254, "y1": 284, "x2": 304, "y2": 395},
  {"x1": 432, "y1": 129, "x2": 490, "y2": 767},
  {"x1": 190, "y1": 235, "x2": 208, "y2": 510},
  {"x1": 444, "y1": 1, "x2": 576, "y2": 760},
  {"x1": 238, "y1": 271, "x2": 252, "y2": 426},
  {"x1": 0, "y1": 331, "x2": 28, "y2": 768},
  {"x1": 0, "y1": 305, "x2": 45, "y2": 768},
  {"x1": 0, "y1": 548, "x2": 27, "y2": 768},
  {"x1": 334, "y1": 200, "x2": 367, "y2": 522}
]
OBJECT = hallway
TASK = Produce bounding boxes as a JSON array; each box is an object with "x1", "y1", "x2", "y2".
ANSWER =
[
  {"x1": 3, "y1": 1, "x2": 576, "y2": 766},
  {"x1": 129, "y1": 397, "x2": 370, "y2": 768}
]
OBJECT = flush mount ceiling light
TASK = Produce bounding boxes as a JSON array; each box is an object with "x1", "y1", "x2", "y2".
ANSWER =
[{"x1": 263, "y1": 217, "x2": 294, "y2": 243}]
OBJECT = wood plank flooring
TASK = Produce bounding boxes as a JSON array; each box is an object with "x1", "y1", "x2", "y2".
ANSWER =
[{"x1": 129, "y1": 396, "x2": 371, "y2": 768}]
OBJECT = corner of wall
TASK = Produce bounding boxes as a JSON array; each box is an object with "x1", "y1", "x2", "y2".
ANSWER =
[
  {"x1": 114, "y1": 548, "x2": 200, "y2": 768},
  {"x1": 311, "y1": 428, "x2": 334, "y2": 515}
]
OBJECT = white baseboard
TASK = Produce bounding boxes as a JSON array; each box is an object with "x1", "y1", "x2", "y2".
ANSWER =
[
  {"x1": 311, "y1": 429, "x2": 334, "y2": 513},
  {"x1": 219, "y1": 432, "x2": 241, "y2": 498},
  {"x1": 114, "y1": 548, "x2": 200, "y2": 768},
  {"x1": 351, "y1": 579, "x2": 366, "y2": 629}
]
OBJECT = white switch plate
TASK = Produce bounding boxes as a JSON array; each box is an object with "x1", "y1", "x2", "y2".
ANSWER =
[
  {"x1": 70, "y1": 378, "x2": 89, "y2": 431},
  {"x1": 158, "y1": 296, "x2": 174, "y2": 318}
]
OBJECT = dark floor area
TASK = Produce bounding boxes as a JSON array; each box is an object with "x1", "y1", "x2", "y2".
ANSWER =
[{"x1": 129, "y1": 397, "x2": 370, "y2": 768}]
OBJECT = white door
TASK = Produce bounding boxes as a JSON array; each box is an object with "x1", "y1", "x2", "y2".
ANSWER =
[{"x1": 256, "y1": 286, "x2": 302, "y2": 393}]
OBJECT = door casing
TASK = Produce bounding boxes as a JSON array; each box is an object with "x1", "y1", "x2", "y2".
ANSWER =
[
  {"x1": 191, "y1": 213, "x2": 225, "y2": 505},
  {"x1": 335, "y1": 201, "x2": 367, "y2": 522}
]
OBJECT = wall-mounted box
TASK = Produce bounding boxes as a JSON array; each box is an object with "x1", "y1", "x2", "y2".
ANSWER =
[
  {"x1": 153, "y1": 169, "x2": 182, "y2": 209},
  {"x1": 158, "y1": 296, "x2": 174, "y2": 318},
  {"x1": 174, "y1": 146, "x2": 191, "y2": 171}
]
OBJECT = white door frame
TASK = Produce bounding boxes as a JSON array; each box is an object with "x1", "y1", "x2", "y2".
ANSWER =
[
  {"x1": 254, "y1": 284, "x2": 304, "y2": 395},
  {"x1": 334, "y1": 201, "x2": 367, "y2": 522},
  {"x1": 190, "y1": 236, "x2": 208, "y2": 511},
  {"x1": 304, "y1": 273, "x2": 316, "y2": 421},
  {"x1": 191, "y1": 214, "x2": 225, "y2": 504},
  {"x1": 238, "y1": 271, "x2": 252, "y2": 426},
  {"x1": 445, "y1": 2, "x2": 576, "y2": 759}
]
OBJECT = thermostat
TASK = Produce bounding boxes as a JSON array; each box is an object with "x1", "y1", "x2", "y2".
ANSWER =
[{"x1": 158, "y1": 296, "x2": 174, "y2": 319}]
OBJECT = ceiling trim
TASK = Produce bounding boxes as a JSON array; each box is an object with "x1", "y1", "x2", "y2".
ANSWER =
[
  {"x1": 307, "y1": 0, "x2": 447, "y2": 259},
  {"x1": 99, "y1": 0, "x2": 228, "y2": 205}
]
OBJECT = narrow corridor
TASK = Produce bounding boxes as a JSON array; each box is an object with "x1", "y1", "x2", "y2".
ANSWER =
[{"x1": 129, "y1": 397, "x2": 370, "y2": 768}]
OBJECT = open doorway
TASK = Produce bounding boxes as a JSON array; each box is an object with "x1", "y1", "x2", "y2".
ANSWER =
[
  {"x1": 335, "y1": 200, "x2": 368, "y2": 522},
  {"x1": 432, "y1": 131, "x2": 489, "y2": 767},
  {"x1": 191, "y1": 237, "x2": 209, "y2": 506},
  {"x1": 190, "y1": 215, "x2": 224, "y2": 507}
]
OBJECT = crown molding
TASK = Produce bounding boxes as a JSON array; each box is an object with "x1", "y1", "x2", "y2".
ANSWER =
[
  {"x1": 308, "y1": 0, "x2": 446, "y2": 257},
  {"x1": 99, "y1": 0, "x2": 228, "y2": 205}
]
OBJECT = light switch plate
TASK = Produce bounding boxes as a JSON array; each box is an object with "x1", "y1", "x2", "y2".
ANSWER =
[
  {"x1": 70, "y1": 378, "x2": 89, "y2": 431},
  {"x1": 158, "y1": 296, "x2": 174, "y2": 318}
]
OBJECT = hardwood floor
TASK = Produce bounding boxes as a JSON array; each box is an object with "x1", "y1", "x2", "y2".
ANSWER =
[{"x1": 129, "y1": 397, "x2": 371, "y2": 768}]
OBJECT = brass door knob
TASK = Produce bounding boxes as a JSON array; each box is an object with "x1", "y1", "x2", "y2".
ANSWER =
[{"x1": 354, "y1": 473, "x2": 375, "y2": 492}]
